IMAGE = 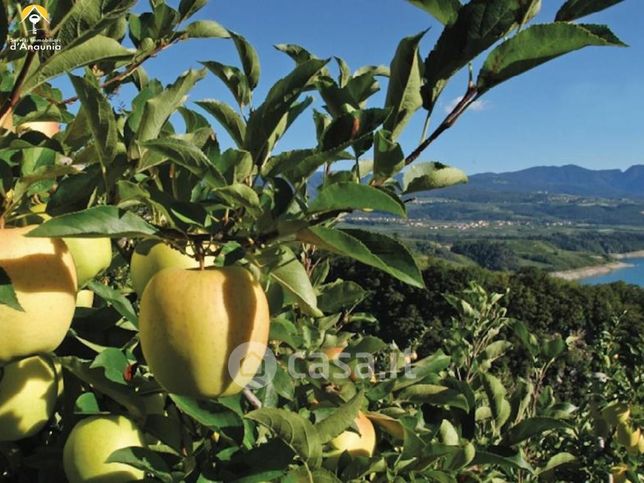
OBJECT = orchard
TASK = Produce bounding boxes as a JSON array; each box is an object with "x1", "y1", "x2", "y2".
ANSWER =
[{"x1": 0, "y1": 0, "x2": 642, "y2": 481}]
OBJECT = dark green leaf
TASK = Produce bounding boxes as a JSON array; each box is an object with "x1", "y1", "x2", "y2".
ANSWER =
[
  {"x1": 309, "y1": 182, "x2": 406, "y2": 217},
  {"x1": 201, "y1": 61, "x2": 251, "y2": 107},
  {"x1": 87, "y1": 280, "x2": 138, "y2": 327},
  {"x1": 316, "y1": 392, "x2": 364, "y2": 443},
  {"x1": 0, "y1": 1, "x2": 7, "y2": 51},
  {"x1": 320, "y1": 109, "x2": 389, "y2": 152},
  {"x1": 502, "y1": 417, "x2": 571, "y2": 446},
  {"x1": 317, "y1": 280, "x2": 366, "y2": 313},
  {"x1": 556, "y1": 0, "x2": 624, "y2": 21},
  {"x1": 26, "y1": 206, "x2": 157, "y2": 238},
  {"x1": 0, "y1": 268, "x2": 23, "y2": 312},
  {"x1": 137, "y1": 69, "x2": 206, "y2": 142},
  {"x1": 403, "y1": 162, "x2": 467, "y2": 194},
  {"x1": 384, "y1": 31, "x2": 425, "y2": 140},
  {"x1": 197, "y1": 100, "x2": 246, "y2": 147},
  {"x1": 478, "y1": 23, "x2": 626, "y2": 95},
  {"x1": 247, "y1": 408, "x2": 322, "y2": 468},
  {"x1": 230, "y1": 31, "x2": 260, "y2": 90},
  {"x1": 406, "y1": 0, "x2": 461, "y2": 25},
  {"x1": 245, "y1": 58, "x2": 328, "y2": 164},
  {"x1": 399, "y1": 384, "x2": 470, "y2": 411},
  {"x1": 178, "y1": 0, "x2": 207, "y2": 20},
  {"x1": 298, "y1": 227, "x2": 424, "y2": 288},
  {"x1": 373, "y1": 130, "x2": 404, "y2": 182},
  {"x1": 472, "y1": 447, "x2": 534, "y2": 472},
  {"x1": 481, "y1": 373, "x2": 511, "y2": 430},
  {"x1": 69, "y1": 75, "x2": 118, "y2": 168},
  {"x1": 171, "y1": 395, "x2": 243, "y2": 431},
  {"x1": 107, "y1": 447, "x2": 172, "y2": 483}
]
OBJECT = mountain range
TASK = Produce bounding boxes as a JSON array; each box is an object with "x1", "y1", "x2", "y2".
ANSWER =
[{"x1": 436, "y1": 164, "x2": 644, "y2": 199}]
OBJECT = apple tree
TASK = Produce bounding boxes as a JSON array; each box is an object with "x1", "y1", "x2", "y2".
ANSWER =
[{"x1": 1, "y1": 0, "x2": 639, "y2": 481}]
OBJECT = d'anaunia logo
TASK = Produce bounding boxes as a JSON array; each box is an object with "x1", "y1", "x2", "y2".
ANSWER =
[
  {"x1": 20, "y1": 5, "x2": 50, "y2": 34},
  {"x1": 10, "y1": 4, "x2": 60, "y2": 51}
]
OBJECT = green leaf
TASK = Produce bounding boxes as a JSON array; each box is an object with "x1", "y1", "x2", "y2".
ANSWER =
[
  {"x1": 317, "y1": 280, "x2": 366, "y2": 313},
  {"x1": 481, "y1": 373, "x2": 511, "y2": 430},
  {"x1": 262, "y1": 148, "x2": 352, "y2": 183},
  {"x1": 373, "y1": 130, "x2": 404, "y2": 182},
  {"x1": 137, "y1": 69, "x2": 206, "y2": 142},
  {"x1": 384, "y1": 31, "x2": 425, "y2": 140},
  {"x1": 245, "y1": 58, "x2": 329, "y2": 165},
  {"x1": 140, "y1": 137, "x2": 217, "y2": 177},
  {"x1": 399, "y1": 384, "x2": 470, "y2": 411},
  {"x1": 60, "y1": 356, "x2": 146, "y2": 420},
  {"x1": 184, "y1": 20, "x2": 230, "y2": 38},
  {"x1": 472, "y1": 447, "x2": 533, "y2": 472},
  {"x1": 201, "y1": 61, "x2": 251, "y2": 107},
  {"x1": 541, "y1": 334, "x2": 566, "y2": 360},
  {"x1": 298, "y1": 227, "x2": 424, "y2": 288},
  {"x1": 403, "y1": 162, "x2": 468, "y2": 194},
  {"x1": 230, "y1": 31, "x2": 261, "y2": 90},
  {"x1": 170, "y1": 395, "x2": 243, "y2": 432},
  {"x1": 87, "y1": 280, "x2": 138, "y2": 327},
  {"x1": 90, "y1": 348, "x2": 129, "y2": 385},
  {"x1": 74, "y1": 393, "x2": 101, "y2": 415},
  {"x1": 54, "y1": 0, "x2": 136, "y2": 49},
  {"x1": 320, "y1": 108, "x2": 390, "y2": 152},
  {"x1": 274, "y1": 43, "x2": 316, "y2": 64},
  {"x1": 477, "y1": 23, "x2": 626, "y2": 95},
  {"x1": 439, "y1": 419, "x2": 460, "y2": 446},
  {"x1": 502, "y1": 417, "x2": 571, "y2": 446},
  {"x1": 422, "y1": 0, "x2": 529, "y2": 112},
  {"x1": 197, "y1": 100, "x2": 247, "y2": 147},
  {"x1": 23, "y1": 36, "x2": 134, "y2": 93},
  {"x1": 538, "y1": 452, "x2": 578, "y2": 476},
  {"x1": 556, "y1": 0, "x2": 624, "y2": 21},
  {"x1": 283, "y1": 467, "x2": 341, "y2": 483},
  {"x1": 26, "y1": 206, "x2": 157, "y2": 238},
  {"x1": 0, "y1": 268, "x2": 23, "y2": 312},
  {"x1": 316, "y1": 391, "x2": 364, "y2": 443},
  {"x1": 107, "y1": 447, "x2": 173, "y2": 483},
  {"x1": 261, "y1": 246, "x2": 321, "y2": 317},
  {"x1": 212, "y1": 184, "x2": 261, "y2": 216},
  {"x1": 178, "y1": 0, "x2": 207, "y2": 20},
  {"x1": 247, "y1": 408, "x2": 323, "y2": 468},
  {"x1": 406, "y1": 0, "x2": 461, "y2": 25},
  {"x1": 309, "y1": 183, "x2": 406, "y2": 217},
  {"x1": 69, "y1": 75, "x2": 118, "y2": 168}
]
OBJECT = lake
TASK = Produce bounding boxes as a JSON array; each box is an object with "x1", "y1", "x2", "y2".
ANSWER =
[{"x1": 581, "y1": 258, "x2": 644, "y2": 286}]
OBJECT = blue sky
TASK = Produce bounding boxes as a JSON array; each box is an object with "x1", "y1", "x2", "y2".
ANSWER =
[{"x1": 131, "y1": 0, "x2": 642, "y2": 175}]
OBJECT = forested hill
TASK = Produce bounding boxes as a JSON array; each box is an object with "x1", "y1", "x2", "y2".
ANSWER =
[{"x1": 432, "y1": 164, "x2": 644, "y2": 199}]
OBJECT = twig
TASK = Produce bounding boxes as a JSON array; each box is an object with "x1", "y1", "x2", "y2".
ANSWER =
[
  {"x1": 404, "y1": 83, "x2": 479, "y2": 166},
  {"x1": 0, "y1": 50, "x2": 37, "y2": 122},
  {"x1": 242, "y1": 388, "x2": 262, "y2": 409}
]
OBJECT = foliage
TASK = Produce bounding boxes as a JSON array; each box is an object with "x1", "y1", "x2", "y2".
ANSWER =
[{"x1": 0, "y1": 0, "x2": 638, "y2": 481}]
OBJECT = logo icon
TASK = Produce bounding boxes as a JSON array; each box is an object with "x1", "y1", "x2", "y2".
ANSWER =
[
  {"x1": 227, "y1": 341, "x2": 277, "y2": 390},
  {"x1": 20, "y1": 5, "x2": 49, "y2": 35}
]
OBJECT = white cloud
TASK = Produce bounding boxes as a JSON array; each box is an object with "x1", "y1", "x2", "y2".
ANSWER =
[{"x1": 444, "y1": 96, "x2": 489, "y2": 114}]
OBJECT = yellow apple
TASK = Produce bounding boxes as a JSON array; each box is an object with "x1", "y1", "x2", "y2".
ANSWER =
[
  {"x1": 75, "y1": 290, "x2": 95, "y2": 308},
  {"x1": 63, "y1": 415, "x2": 145, "y2": 483},
  {"x1": 0, "y1": 226, "x2": 77, "y2": 364},
  {"x1": 63, "y1": 237, "x2": 112, "y2": 287},
  {"x1": 130, "y1": 240, "x2": 201, "y2": 297},
  {"x1": 330, "y1": 411, "x2": 377, "y2": 457},
  {"x1": 30, "y1": 204, "x2": 112, "y2": 287},
  {"x1": 0, "y1": 355, "x2": 60, "y2": 441},
  {"x1": 139, "y1": 266, "x2": 270, "y2": 398}
]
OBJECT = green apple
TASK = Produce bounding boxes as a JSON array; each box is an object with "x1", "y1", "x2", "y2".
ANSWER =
[
  {"x1": 64, "y1": 237, "x2": 112, "y2": 287},
  {"x1": 63, "y1": 415, "x2": 146, "y2": 483},
  {"x1": 139, "y1": 266, "x2": 270, "y2": 398},
  {"x1": 0, "y1": 355, "x2": 60, "y2": 441},
  {"x1": 0, "y1": 226, "x2": 77, "y2": 364},
  {"x1": 330, "y1": 411, "x2": 377, "y2": 457},
  {"x1": 130, "y1": 239, "x2": 200, "y2": 297}
]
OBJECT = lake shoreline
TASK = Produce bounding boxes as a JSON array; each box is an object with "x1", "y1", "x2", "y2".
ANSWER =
[{"x1": 549, "y1": 250, "x2": 644, "y2": 281}]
